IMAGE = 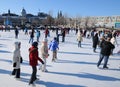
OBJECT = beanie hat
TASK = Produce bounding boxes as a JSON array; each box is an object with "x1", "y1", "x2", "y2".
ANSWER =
[
  {"x1": 32, "y1": 41, "x2": 38, "y2": 47},
  {"x1": 54, "y1": 37, "x2": 57, "y2": 40}
]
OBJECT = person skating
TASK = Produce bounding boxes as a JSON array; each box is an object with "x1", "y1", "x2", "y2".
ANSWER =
[
  {"x1": 11, "y1": 42, "x2": 22, "y2": 79},
  {"x1": 49, "y1": 37, "x2": 59, "y2": 62},
  {"x1": 29, "y1": 28, "x2": 35, "y2": 44},
  {"x1": 40, "y1": 38, "x2": 49, "y2": 72},
  {"x1": 77, "y1": 30, "x2": 83, "y2": 47},
  {"x1": 93, "y1": 33, "x2": 99, "y2": 52},
  {"x1": 97, "y1": 37, "x2": 115, "y2": 69},
  {"x1": 28, "y1": 41, "x2": 44, "y2": 86}
]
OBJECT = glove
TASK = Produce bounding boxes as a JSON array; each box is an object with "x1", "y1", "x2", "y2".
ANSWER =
[
  {"x1": 48, "y1": 54, "x2": 49, "y2": 56},
  {"x1": 38, "y1": 57, "x2": 44, "y2": 64},
  {"x1": 42, "y1": 61, "x2": 44, "y2": 65},
  {"x1": 13, "y1": 63, "x2": 16, "y2": 67},
  {"x1": 20, "y1": 57, "x2": 23, "y2": 63}
]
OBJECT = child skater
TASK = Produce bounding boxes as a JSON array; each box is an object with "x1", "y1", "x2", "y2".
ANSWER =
[
  {"x1": 11, "y1": 42, "x2": 22, "y2": 79},
  {"x1": 49, "y1": 37, "x2": 59, "y2": 62},
  {"x1": 40, "y1": 38, "x2": 49, "y2": 72}
]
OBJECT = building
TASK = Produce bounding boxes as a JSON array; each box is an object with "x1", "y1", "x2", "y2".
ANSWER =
[{"x1": 0, "y1": 8, "x2": 48, "y2": 27}]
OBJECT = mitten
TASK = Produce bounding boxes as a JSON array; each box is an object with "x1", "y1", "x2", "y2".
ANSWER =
[
  {"x1": 20, "y1": 57, "x2": 23, "y2": 63},
  {"x1": 13, "y1": 63, "x2": 16, "y2": 67}
]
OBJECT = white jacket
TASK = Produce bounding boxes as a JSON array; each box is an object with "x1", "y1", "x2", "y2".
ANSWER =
[
  {"x1": 13, "y1": 42, "x2": 21, "y2": 69},
  {"x1": 110, "y1": 37, "x2": 118, "y2": 46},
  {"x1": 40, "y1": 42, "x2": 48, "y2": 58},
  {"x1": 77, "y1": 32, "x2": 83, "y2": 41}
]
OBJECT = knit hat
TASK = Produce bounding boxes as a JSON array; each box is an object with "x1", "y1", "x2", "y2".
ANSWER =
[
  {"x1": 32, "y1": 41, "x2": 38, "y2": 47},
  {"x1": 54, "y1": 37, "x2": 57, "y2": 40}
]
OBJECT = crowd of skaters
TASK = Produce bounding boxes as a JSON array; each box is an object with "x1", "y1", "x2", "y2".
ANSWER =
[{"x1": 0, "y1": 26, "x2": 120, "y2": 86}]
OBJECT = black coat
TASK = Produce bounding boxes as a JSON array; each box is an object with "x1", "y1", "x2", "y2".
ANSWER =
[
  {"x1": 101, "y1": 41, "x2": 115, "y2": 56},
  {"x1": 93, "y1": 35, "x2": 99, "y2": 48}
]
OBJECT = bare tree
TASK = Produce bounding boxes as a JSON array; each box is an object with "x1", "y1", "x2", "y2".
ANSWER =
[
  {"x1": 76, "y1": 15, "x2": 82, "y2": 29},
  {"x1": 84, "y1": 16, "x2": 90, "y2": 29},
  {"x1": 46, "y1": 11, "x2": 54, "y2": 27},
  {"x1": 91, "y1": 17, "x2": 97, "y2": 28}
]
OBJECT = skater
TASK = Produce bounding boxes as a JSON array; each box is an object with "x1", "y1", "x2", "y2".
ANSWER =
[
  {"x1": 44, "y1": 28, "x2": 49, "y2": 38},
  {"x1": 29, "y1": 28, "x2": 35, "y2": 44},
  {"x1": 36, "y1": 30, "x2": 40, "y2": 42},
  {"x1": 14, "y1": 27, "x2": 19, "y2": 39},
  {"x1": 77, "y1": 30, "x2": 83, "y2": 47},
  {"x1": 24, "y1": 27, "x2": 28, "y2": 35},
  {"x1": 11, "y1": 42, "x2": 22, "y2": 79},
  {"x1": 28, "y1": 41, "x2": 44, "y2": 86},
  {"x1": 40, "y1": 38, "x2": 49, "y2": 72},
  {"x1": 49, "y1": 37, "x2": 59, "y2": 62},
  {"x1": 92, "y1": 33, "x2": 99, "y2": 52},
  {"x1": 97, "y1": 37, "x2": 115, "y2": 69},
  {"x1": 61, "y1": 28, "x2": 66, "y2": 42}
]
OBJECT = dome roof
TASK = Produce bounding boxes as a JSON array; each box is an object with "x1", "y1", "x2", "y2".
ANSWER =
[
  {"x1": 21, "y1": 8, "x2": 26, "y2": 16},
  {"x1": 21, "y1": 8, "x2": 26, "y2": 13}
]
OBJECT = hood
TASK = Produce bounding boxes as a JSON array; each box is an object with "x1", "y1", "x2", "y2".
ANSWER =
[{"x1": 14, "y1": 42, "x2": 21, "y2": 50}]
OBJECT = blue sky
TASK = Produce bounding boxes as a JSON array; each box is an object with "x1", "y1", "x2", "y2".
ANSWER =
[{"x1": 0, "y1": 0, "x2": 120, "y2": 17}]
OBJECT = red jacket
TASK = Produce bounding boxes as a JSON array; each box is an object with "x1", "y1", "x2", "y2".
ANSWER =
[{"x1": 29, "y1": 46, "x2": 44, "y2": 66}]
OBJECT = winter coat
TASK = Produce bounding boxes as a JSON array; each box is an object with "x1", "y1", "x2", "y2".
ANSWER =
[
  {"x1": 29, "y1": 46, "x2": 44, "y2": 66},
  {"x1": 77, "y1": 32, "x2": 83, "y2": 41},
  {"x1": 45, "y1": 29, "x2": 49, "y2": 35},
  {"x1": 49, "y1": 40, "x2": 59, "y2": 51},
  {"x1": 15, "y1": 29, "x2": 19, "y2": 35},
  {"x1": 110, "y1": 37, "x2": 118, "y2": 46},
  {"x1": 93, "y1": 35, "x2": 99, "y2": 48},
  {"x1": 99, "y1": 39, "x2": 105, "y2": 48},
  {"x1": 62, "y1": 30, "x2": 65, "y2": 37},
  {"x1": 13, "y1": 42, "x2": 21, "y2": 69},
  {"x1": 101, "y1": 41, "x2": 115, "y2": 56},
  {"x1": 36, "y1": 31, "x2": 40, "y2": 37},
  {"x1": 40, "y1": 42, "x2": 48, "y2": 58},
  {"x1": 30, "y1": 29, "x2": 34, "y2": 38}
]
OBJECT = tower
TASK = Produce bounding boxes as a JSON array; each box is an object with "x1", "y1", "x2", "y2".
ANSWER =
[{"x1": 21, "y1": 8, "x2": 26, "y2": 17}]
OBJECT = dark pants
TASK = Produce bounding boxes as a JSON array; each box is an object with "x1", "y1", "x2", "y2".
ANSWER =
[
  {"x1": 12, "y1": 68, "x2": 20, "y2": 78},
  {"x1": 29, "y1": 66, "x2": 37, "y2": 84},
  {"x1": 29, "y1": 37, "x2": 34, "y2": 43},
  {"x1": 62, "y1": 36, "x2": 65, "y2": 42},
  {"x1": 93, "y1": 47, "x2": 96, "y2": 52},
  {"x1": 45, "y1": 34, "x2": 47, "y2": 38},
  {"x1": 15, "y1": 34, "x2": 18, "y2": 39},
  {"x1": 97, "y1": 54, "x2": 109, "y2": 68},
  {"x1": 78, "y1": 41, "x2": 81, "y2": 47},
  {"x1": 57, "y1": 34, "x2": 59, "y2": 44}
]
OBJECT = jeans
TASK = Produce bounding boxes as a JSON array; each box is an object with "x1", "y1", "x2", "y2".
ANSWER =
[
  {"x1": 29, "y1": 37, "x2": 34, "y2": 43},
  {"x1": 78, "y1": 41, "x2": 81, "y2": 47},
  {"x1": 97, "y1": 54, "x2": 109, "y2": 68}
]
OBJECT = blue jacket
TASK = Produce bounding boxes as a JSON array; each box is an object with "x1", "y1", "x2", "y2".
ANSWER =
[
  {"x1": 49, "y1": 40, "x2": 59, "y2": 51},
  {"x1": 36, "y1": 31, "x2": 40, "y2": 37}
]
